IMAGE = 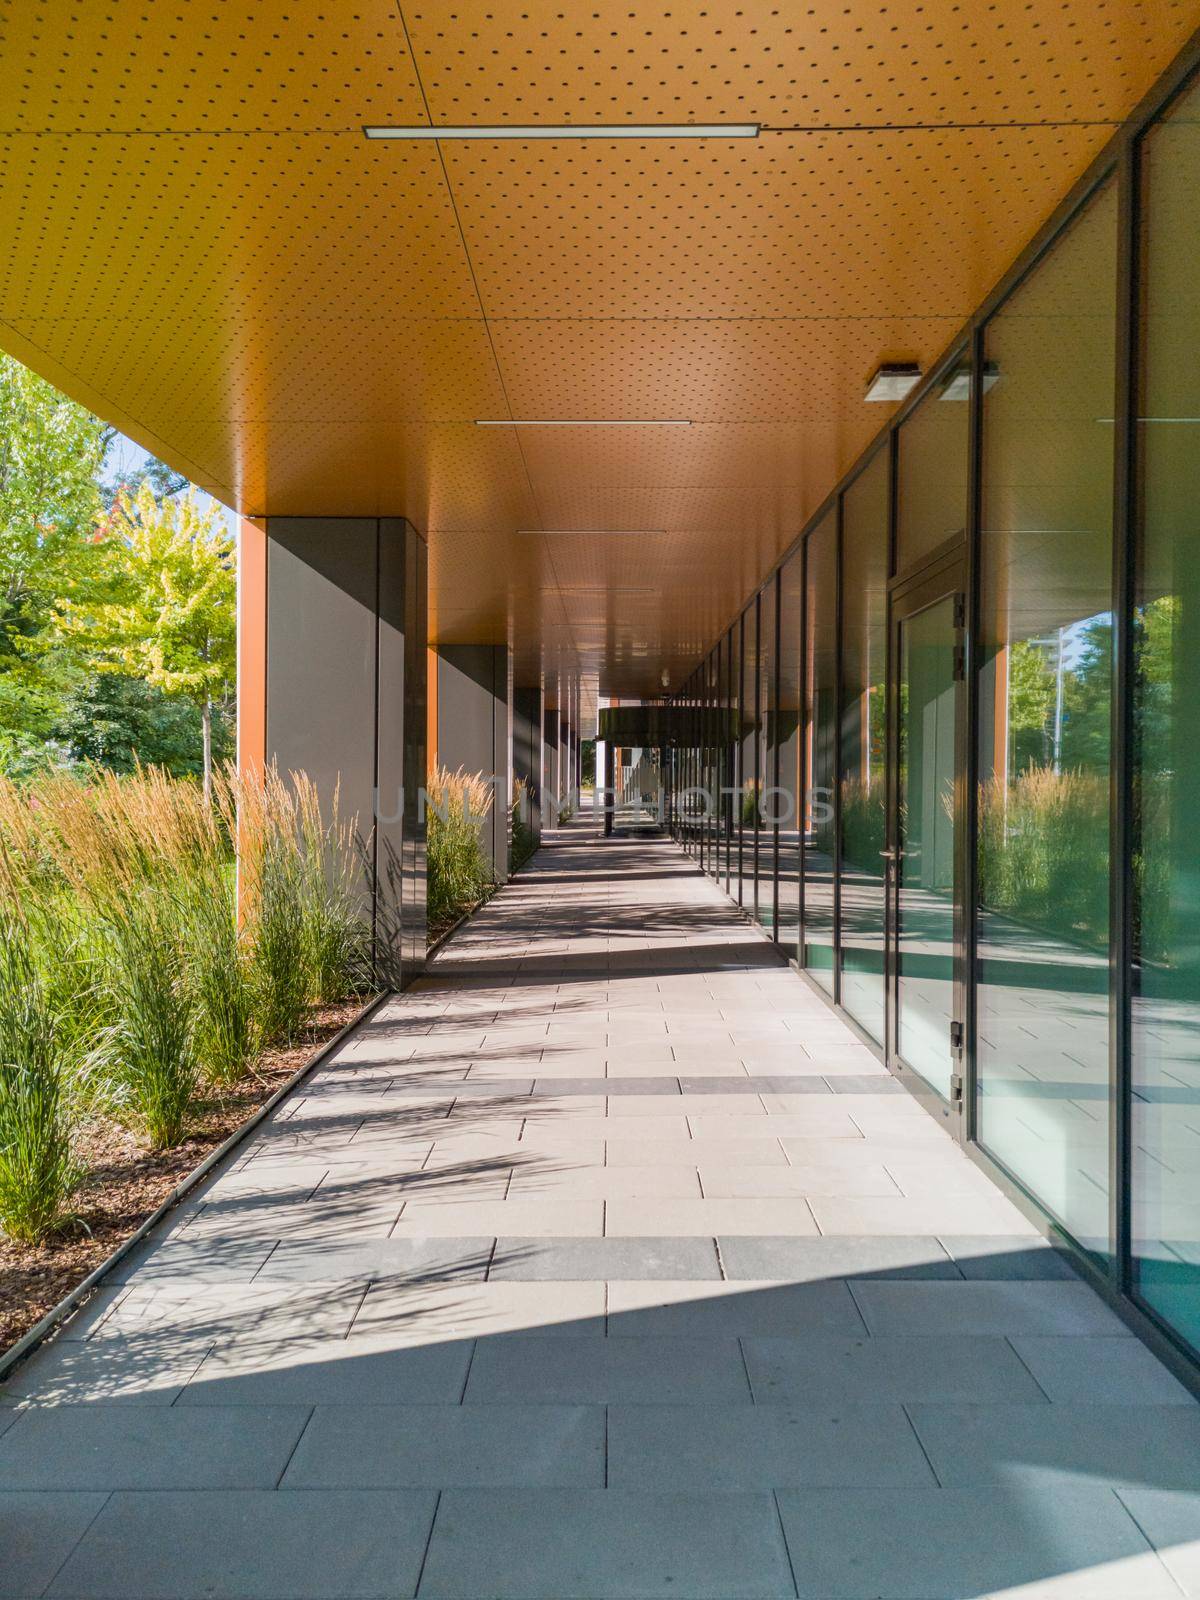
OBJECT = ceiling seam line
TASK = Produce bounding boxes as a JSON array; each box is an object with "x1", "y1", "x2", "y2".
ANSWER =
[{"x1": 393, "y1": 1, "x2": 582, "y2": 671}]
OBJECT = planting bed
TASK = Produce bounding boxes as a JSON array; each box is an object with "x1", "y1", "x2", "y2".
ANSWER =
[{"x1": 0, "y1": 998, "x2": 362, "y2": 1354}]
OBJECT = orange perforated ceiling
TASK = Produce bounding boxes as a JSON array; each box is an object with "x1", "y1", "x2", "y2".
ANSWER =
[{"x1": 0, "y1": 0, "x2": 1195, "y2": 700}]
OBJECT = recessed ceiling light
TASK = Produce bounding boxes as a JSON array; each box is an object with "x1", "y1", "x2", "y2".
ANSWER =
[
  {"x1": 364, "y1": 123, "x2": 759, "y2": 141},
  {"x1": 476, "y1": 419, "x2": 692, "y2": 427},
  {"x1": 864, "y1": 363, "x2": 923, "y2": 403}
]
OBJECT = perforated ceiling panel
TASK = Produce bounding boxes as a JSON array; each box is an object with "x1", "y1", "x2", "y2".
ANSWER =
[{"x1": 0, "y1": 0, "x2": 1194, "y2": 697}]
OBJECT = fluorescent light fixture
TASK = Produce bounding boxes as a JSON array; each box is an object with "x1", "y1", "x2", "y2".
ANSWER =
[
  {"x1": 939, "y1": 360, "x2": 1000, "y2": 402},
  {"x1": 518, "y1": 537, "x2": 668, "y2": 544},
  {"x1": 476, "y1": 419, "x2": 692, "y2": 427},
  {"x1": 364, "y1": 122, "x2": 759, "y2": 141},
  {"x1": 864, "y1": 363, "x2": 923, "y2": 403}
]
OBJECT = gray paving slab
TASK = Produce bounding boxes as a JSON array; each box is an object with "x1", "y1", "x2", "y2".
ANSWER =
[
  {"x1": 742, "y1": 1333, "x2": 1048, "y2": 1403},
  {"x1": 282, "y1": 1402, "x2": 604, "y2": 1487},
  {"x1": 2, "y1": 1332, "x2": 211, "y2": 1405},
  {"x1": 938, "y1": 1233, "x2": 1082, "y2": 1280},
  {"x1": 717, "y1": 1234, "x2": 960, "y2": 1280},
  {"x1": 605, "y1": 1279, "x2": 867, "y2": 1337},
  {"x1": 1012, "y1": 1336, "x2": 1198, "y2": 1404},
  {"x1": 489, "y1": 1236, "x2": 722, "y2": 1279},
  {"x1": 0, "y1": 1405, "x2": 310, "y2": 1490},
  {"x1": 45, "y1": 1488, "x2": 438, "y2": 1599},
  {"x1": 849, "y1": 1279, "x2": 1131, "y2": 1336},
  {"x1": 0, "y1": 1491, "x2": 109, "y2": 1599},
  {"x1": 908, "y1": 1402, "x2": 1200, "y2": 1490},
  {"x1": 776, "y1": 1484, "x2": 1175, "y2": 1599},
  {"x1": 255, "y1": 1236, "x2": 495, "y2": 1281},
  {"x1": 418, "y1": 1488, "x2": 797, "y2": 1599},
  {"x1": 465, "y1": 1333, "x2": 753, "y2": 1403},
  {"x1": 608, "y1": 1401, "x2": 936, "y2": 1490}
]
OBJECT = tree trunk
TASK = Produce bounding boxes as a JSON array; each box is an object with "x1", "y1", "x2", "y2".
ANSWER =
[{"x1": 201, "y1": 697, "x2": 212, "y2": 801}]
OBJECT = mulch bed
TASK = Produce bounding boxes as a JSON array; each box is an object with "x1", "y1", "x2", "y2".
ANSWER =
[{"x1": 0, "y1": 998, "x2": 366, "y2": 1355}]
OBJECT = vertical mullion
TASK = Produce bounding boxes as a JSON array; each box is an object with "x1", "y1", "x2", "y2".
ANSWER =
[
  {"x1": 833, "y1": 494, "x2": 844, "y2": 1004},
  {"x1": 962, "y1": 326, "x2": 986, "y2": 1146},
  {"x1": 798, "y1": 539, "x2": 807, "y2": 968},
  {"x1": 773, "y1": 568, "x2": 782, "y2": 940},
  {"x1": 1110, "y1": 129, "x2": 1140, "y2": 1291}
]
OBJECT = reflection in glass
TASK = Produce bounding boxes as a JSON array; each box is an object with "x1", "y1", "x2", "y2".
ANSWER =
[
  {"x1": 804, "y1": 510, "x2": 837, "y2": 990},
  {"x1": 838, "y1": 450, "x2": 889, "y2": 1044},
  {"x1": 778, "y1": 553, "x2": 804, "y2": 956},
  {"x1": 739, "y1": 600, "x2": 759, "y2": 911},
  {"x1": 976, "y1": 179, "x2": 1117, "y2": 1260},
  {"x1": 896, "y1": 594, "x2": 958, "y2": 1097},
  {"x1": 1132, "y1": 79, "x2": 1200, "y2": 1352},
  {"x1": 897, "y1": 349, "x2": 970, "y2": 574},
  {"x1": 756, "y1": 579, "x2": 778, "y2": 931}
]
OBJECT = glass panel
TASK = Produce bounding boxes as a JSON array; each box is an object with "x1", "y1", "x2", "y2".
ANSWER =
[
  {"x1": 778, "y1": 551, "x2": 804, "y2": 956},
  {"x1": 976, "y1": 179, "x2": 1117, "y2": 1261},
  {"x1": 897, "y1": 350, "x2": 971, "y2": 574},
  {"x1": 804, "y1": 508, "x2": 837, "y2": 990},
  {"x1": 1133, "y1": 78, "x2": 1200, "y2": 1350},
  {"x1": 839, "y1": 450, "x2": 889, "y2": 1044},
  {"x1": 731, "y1": 630, "x2": 739, "y2": 892},
  {"x1": 739, "y1": 602, "x2": 759, "y2": 908},
  {"x1": 896, "y1": 593, "x2": 958, "y2": 1096},
  {"x1": 756, "y1": 580, "x2": 778, "y2": 931},
  {"x1": 710, "y1": 646, "x2": 720, "y2": 870}
]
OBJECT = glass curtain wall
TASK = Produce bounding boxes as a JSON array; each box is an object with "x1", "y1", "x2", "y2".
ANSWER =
[
  {"x1": 778, "y1": 552, "x2": 804, "y2": 957},
  {"x1": 665, "y1": 47, "x2": 1200, "y2": 1379},
  {"x1": 804, "y1": 508, "x2": 838, "y2": 991},
  {"x1": 975, "y1": 178, "x2": 1118, "y2": 1261},
  {"x1": 1132, "y1": 77, "x2": 1200, "y2": 1351},
  {"x1": 838, "y1": 449, "x2": 889, "y2": 1044}
]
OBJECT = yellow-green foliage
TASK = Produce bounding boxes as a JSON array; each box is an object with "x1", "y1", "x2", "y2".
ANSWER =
[{"x1": 427, "y1": 765, "x2": 495, "y2": 932}]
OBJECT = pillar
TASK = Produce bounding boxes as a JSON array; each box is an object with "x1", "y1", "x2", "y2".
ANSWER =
[
  {"x1": 513, "y1": 685, "x2": 544, "y2": 843},
  {"x1": 543, "y1": 707, "x2": 560, "y2": 825},
  {"x1": 436, "y1": 644, "x2": 513, "y2": 882},
  {"x1": 245, "y1": 515, "x2": 428, "y2": 990}
]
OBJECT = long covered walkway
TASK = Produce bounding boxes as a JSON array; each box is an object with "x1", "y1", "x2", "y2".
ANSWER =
[{"x1": 3, "y1": 820, "x2": 1200, "y2": 1598}]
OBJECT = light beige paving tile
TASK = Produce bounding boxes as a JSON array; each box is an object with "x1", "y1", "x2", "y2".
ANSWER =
[
  {"x1": 605, "y1": 1136, "x2": 787, "y2": 1167},
  {"x1": 392, "y1": 1198, "x2": 603, "y2": 1237},
  {"x1": 699, "y1": 1163, "x2": 901, "y2": 1199},
  {"x1": 810, "y1": 1193, "x2": 1036, "y2": 1236},
  {"x1": 352, "y1": 1279, "x2": 607, "y2": 1340},
  {"x1": 508, "y1": 1164, "x2": 702, "y2": 1198},
  {"x1": 605, "y1": 1196, "x2": 818, "y2": 1237}
]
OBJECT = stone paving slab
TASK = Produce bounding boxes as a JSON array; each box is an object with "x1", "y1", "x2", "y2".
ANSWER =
[
  {"x1": 46, "y1": 1489, "x2": 438, "y2": 1599},
  {"x1": 418, "y1": 1488, "x2": 797, "y2": 1599}
]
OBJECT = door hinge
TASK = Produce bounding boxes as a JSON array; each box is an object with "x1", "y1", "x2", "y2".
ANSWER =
[
  {"x1": 950, "y1": 1072, "x2": 964, "y2": 1105},
  {"x1": 952, "y1": 641, "x2": 966, "y2": 681},
  {"x1": 950, "y1": 1018, "x2": 965, "y2": 1057},
  {"x1": 953, "y1": 592, "x2": 967, "y2": 629}
]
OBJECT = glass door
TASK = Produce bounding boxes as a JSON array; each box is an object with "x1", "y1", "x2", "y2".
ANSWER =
[{"x1": 887, "y1": 561, "x2": 966, "y2": 1129}]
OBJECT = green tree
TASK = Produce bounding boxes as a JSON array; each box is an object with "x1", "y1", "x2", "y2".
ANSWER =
[
  {"x1": 0, "y1": 355, "x2": 106, "y2": 760},
  {"x1": 63, "y1": 483, "x2": 236, "y2": 794}
]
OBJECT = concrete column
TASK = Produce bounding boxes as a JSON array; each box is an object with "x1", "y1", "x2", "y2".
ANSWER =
[
  {"x1": 255, "y1": 515, "x2": 427, "y2": 990},
  {"x1": 436, "y1": 644, "x2": 513, "y2": 882},
  {"x1": 513, "y1": 686, "x2": 544, "y2": 842},
  {"x1": 543, "y1": 708, "x2": 560, "y2": 826}
]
